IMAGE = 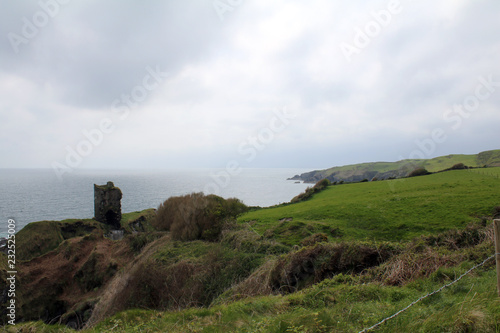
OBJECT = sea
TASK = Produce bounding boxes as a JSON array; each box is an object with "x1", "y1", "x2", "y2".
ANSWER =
[{"x1": 0, "y1": 168, "x2": 311, "y2": 237}]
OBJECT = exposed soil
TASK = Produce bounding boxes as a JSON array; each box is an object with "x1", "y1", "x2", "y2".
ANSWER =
[{"x1": 17, "y1": 234, "x2": 134, "y2": 327}]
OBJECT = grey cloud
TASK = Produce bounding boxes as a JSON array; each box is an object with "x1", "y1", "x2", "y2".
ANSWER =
[
  {"x1": 0, "y1": 0, "x2": 499, "y2": 169},
  {"x1": 1, "y1": 1, "x2": 226, "y2": 109}
]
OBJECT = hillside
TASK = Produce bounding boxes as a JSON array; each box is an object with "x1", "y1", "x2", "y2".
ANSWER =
[
  {"x1": 289, "y1": 149, "x2": 500, "y2": 183},
  {"x1": 243, "y1": 168, "x2": 500, "y2": 244},
  {"x1": 3, "y1": 167, "x2": 500, "y2": 332}
]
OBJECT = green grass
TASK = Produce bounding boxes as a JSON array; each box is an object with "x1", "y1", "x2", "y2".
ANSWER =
[
  {"x1": 120, "y1": 208, "x2": 156, "y2": 233},
  {"x1": 240, "y1": 168, "x2": 500, "y2": 245},
  {"x1": 298, "y1": 149, "x2": 500, "y2": 182},
  {"x1": 424, "y1": 154, "x2": 479, "y2": 172},
  {"x1": 15, "y1": 218, "x2": 104, "y2": 261},
  {"x1": 7, "y1": 168, "x2": 500, "y2": 332},
  {"x1": 12, "y1": 262, "x2": 499, "y2": 332},
  {"x1": 15, "y1": 209, "x2": 156, "y2": 261}
]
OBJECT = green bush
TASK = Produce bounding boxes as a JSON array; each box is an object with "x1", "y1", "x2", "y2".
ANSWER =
[
  {"x1": 291, "y1": 179, "x2": 331, "y2": 203},
  {"x1": 408, "y1": 167, "x2": 430, "y2": 177},
  {"x1": 439, "y1": 163, "x2": 468, "y2": 172},
  {"x1": 450, "y1": 163, "x2": 467, "y2": 170},
  {"x1": 313, "y1": 178, "x2": 331, "y2": 190},
  {"x1": 153, "y1": 193, "x2": 248, "y2": 241}
]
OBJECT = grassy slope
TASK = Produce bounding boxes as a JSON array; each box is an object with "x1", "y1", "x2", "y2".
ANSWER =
[
  {"x1": 15, "y1": 209, "x2": 157, "y2": 261},
  {"x1": 241, "y1": 168, "x2": 500, "y2": 245},
  {"x1": 299, "y1": 149, "x2": 500, "y2": 181},
  {"x1": 15, "y1": 218, "x2": 103, "y2": 261},
  {"x1": 11, "y1": 266, "x2": 500, "y2": 332},
  {"x1": 7, "y1": 168, "x2": 500, "y2": 332},
  {"x1": 120, "y1": 208, "x2": 156, "y2": 233}
]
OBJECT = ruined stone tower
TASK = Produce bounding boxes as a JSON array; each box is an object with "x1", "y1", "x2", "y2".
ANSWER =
[{"x1": 94, "y1": 181, "x2": 122, "y2": 229}]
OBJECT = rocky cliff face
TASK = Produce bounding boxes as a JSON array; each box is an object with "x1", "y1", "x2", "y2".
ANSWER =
[
  {"x1": 290, "y1": 168, "x2": 408, "y2": 183},
  {"x1": 5, "y1": 208, "x2": 157, "y2": 329}
]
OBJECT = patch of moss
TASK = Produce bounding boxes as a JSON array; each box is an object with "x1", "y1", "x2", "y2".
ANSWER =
[
  {"x1": 120, "y1": 209, "x2": 157, "y2": 233},
  {"x1": 16, "y1": 209, "x2": 156, "y2": 261},
  {"x1": 16, "y1": 219, "x2": 104, "y2": 261},
  {"x1": 263, "y1": 220, "x2": 332, "y2": 246}
]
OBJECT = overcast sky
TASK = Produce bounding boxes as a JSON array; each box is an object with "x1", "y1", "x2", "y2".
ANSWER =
[{"x1": 1, "y1": 0, "x2": 499, "y2": 172}]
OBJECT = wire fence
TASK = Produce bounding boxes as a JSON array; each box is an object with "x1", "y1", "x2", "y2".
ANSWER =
[
  {"x1": 358, "y1": 254, "x2": 497, "y2": 333},
  {"x1": 467, "y1": 168, "x2": 500, "y2": 179}
]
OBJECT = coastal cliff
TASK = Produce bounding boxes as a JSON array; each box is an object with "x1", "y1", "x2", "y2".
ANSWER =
[{"x1": 289, "y1": 149, "x2": 500, "y2": 183}]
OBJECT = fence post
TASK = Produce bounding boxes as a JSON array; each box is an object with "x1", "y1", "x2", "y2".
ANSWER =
[{"x1": 494, "y1": 219, "x2": 500, "y2": 297}]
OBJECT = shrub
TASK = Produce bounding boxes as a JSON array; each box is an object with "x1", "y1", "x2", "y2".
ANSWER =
[
  {"x1": 224, "y1": 197, "x2": 249, "y2": 218},
  {"x1": 127, "y1": 232, "x2": 165, "y2": 254},
  {"x1": 450, "y1": 163, "x2": 467, "y2": 170},
  {"x1": 153, "y1": 193, "x2": 247, "y2": 241},
  {"x1": 109, "y1": 243, "x2": 264, "y2": 312},
  {"x1": 313, "y1": 178, "x2": 331, "y2": 190},
  {"x1": 423, "y1": 223, "x2": 490, "y2": 250},
  {"x1": 493, "y1": 206, "x2": 500, "y2": 218},
  {"x1": 440, "y1": 163, "x2": 468, "y2": 172},
  {"x1": 291, "y1": 179, "x2": 331, "y2": 203},
  {"x1": 301, "y1": 233, "x2": 328, "y2": 247},
  {"x1": 236, "y1": 242, "x2": 398, "y2": 294},
  {"x1": 408, "y1": 167, "x2": 430, "y2": 177},
  {"x1": 377, "y1": 247, "x2": 457, "y2": 286}
]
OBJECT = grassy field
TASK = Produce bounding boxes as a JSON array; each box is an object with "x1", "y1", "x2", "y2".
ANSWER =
[
  {"x1": 5, "y1": 167, "x2": 500, "y2": 332},
  {"x1": 295, "y1": 149, "x2": 500, "y2": 182},
  {"x1": 241, "y1": 168, "x2": 500, "y2": 245},
  {"x1": 9, "y1": 262, "x2": 500, "y2": 332}
]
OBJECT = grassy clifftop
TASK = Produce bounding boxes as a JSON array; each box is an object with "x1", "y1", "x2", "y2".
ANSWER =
[
  {"x1": 15, "y1": 209, "x2": 157, "y2": 261},
  {"x1": 290, "y1": 149, "x2": 500, "y2": 183},
  {"x1": 5, "y1": 167, "x2": 500, "y2": 332},
  {"x1": 243, "y1": 168, "x2": 500, "y2": 244}
]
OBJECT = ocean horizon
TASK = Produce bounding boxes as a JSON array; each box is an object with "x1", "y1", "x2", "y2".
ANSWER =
[{"x1": 0, "y1": 168, "x2": 312, "y2": 237}]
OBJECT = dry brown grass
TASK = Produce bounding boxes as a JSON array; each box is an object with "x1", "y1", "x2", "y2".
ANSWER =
[
  {"x1": 85, "y1": 234, "x2": 171, "y2": 327},
  {"x1": 300, "y1": 233, "x2": 328, "y2": 247},
  {"x1": 153, "y1": 193, "x2": 247, "y2": 241},
  {"x1": 225, "y1": 259, "x2": 278, "y2": 300},
  {"x1": 16, "y1": 233, "x2": 133, "y2": 328},
  {"x1": 225, "y1": 242, "x2": 397, "y2": 298},
  {"x1": 423, "y1": 223, "x2": 493, "y2": 250},
  {"x1": 86, "y1": 234, "x2": 260, "y2": 328},
  {"x1": 367, "y1": 223, "x2": 495, "y2": 286},
  {"x1": 378, "y1": 248, "x2": 460, "y2": 286}
]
